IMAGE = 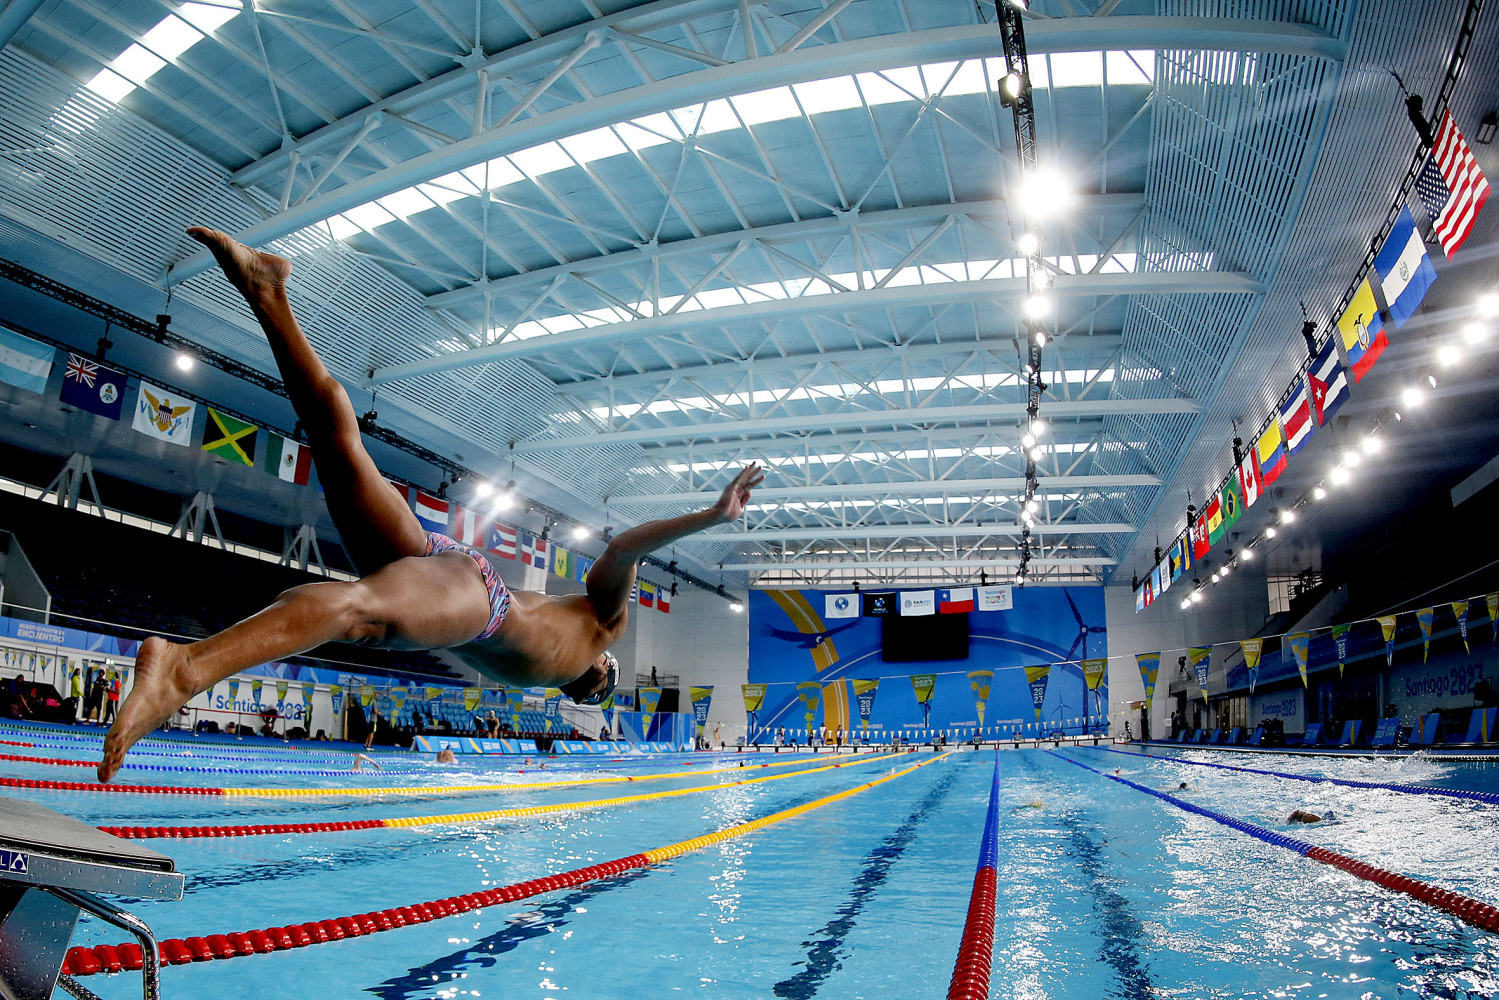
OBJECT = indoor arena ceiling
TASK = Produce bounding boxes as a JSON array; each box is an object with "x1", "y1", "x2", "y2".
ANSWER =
[{"x1": 0, "y1": 0, "x2": 1491, "y2": 589}]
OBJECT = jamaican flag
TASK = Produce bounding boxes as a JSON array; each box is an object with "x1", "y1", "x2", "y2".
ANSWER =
[{"x1": 202, "y1": 408, "x2": 258, "y2": 466}]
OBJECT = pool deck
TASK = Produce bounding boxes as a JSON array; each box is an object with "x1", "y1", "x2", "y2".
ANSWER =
[{"x1": 1132, "y1": 740, "x2": 1499, "y2": 761}]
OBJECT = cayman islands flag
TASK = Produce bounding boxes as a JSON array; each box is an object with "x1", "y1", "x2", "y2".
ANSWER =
[
  {"x1": 938, "y1": 588, "x2": 975, "y2": 613},
  {"x1": 1308, "y1": 338, "x2": 1349, "y2": 427},
  {"x1": 1336, "y1": 278, "x2": 1387, "y2": 383},
  {"x1": 1374, "y1": 207, "x2": 1437, "y2": 327},
  {"x1": 1279, "y1": 377, "x2": 1314, "y2": 456},
  {"x1": 1256, "y1": 421, "x2": 1288, "y2": 487}
]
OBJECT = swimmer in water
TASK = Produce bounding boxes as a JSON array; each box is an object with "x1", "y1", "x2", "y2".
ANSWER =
[
  {"x1": 98, "y1": 227, "x2": 764, "y2": 783},
  {"x1": 1287, "y1": 809, "x2": 1330, "y2": 824},
  {"x1": 352, "y1": 752, "x2": 381, "y2": 772},
  {"x1": 1013, "y1": 799, "x2": 1045, "y2": 811},
  {"x1": 435, "y1": 747, "x2": 456, "y2": 764}
]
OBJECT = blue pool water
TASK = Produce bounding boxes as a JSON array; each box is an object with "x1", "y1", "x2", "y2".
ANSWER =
[{"x1": 4, "y1": 729, "x2": 1498, "y2": 999}]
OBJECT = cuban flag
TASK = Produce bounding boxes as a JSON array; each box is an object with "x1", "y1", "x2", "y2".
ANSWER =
[
  {"x1": 1374, "y1": 207, "x2": 1437, "y2": 327},
  {"x1": 487, "y1": 523, "x2": 517, "y2": 559},
  {"x1": 1307, "y1": 338, "x2": 1349, "y2": 427},
  {"x1": 1279, "y1": 378, "x2": 1314, "y2": 456},
  {"x1": 824, "y1": 593, "x2": 858, "y2": 619},
  {"x1": 1256, "y1": 421, "x2": 1288, "y2": 488},
  {"x1": 414, "y1": 491, "x2": 450, "y2": 532},
  {"x1": 938, "y1": 588, "x2": 975, "y2": 613},
  {"x1": 1237, "y1": 448, "x2": 1262, "y2": 508}
]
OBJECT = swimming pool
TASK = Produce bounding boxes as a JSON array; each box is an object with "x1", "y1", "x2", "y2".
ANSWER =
[{"x1": 4, "y1": 727, "x2": 1498, "y2": 999}]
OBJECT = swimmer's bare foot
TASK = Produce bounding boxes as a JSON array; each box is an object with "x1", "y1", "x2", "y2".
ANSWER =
[
  {"x1": 186, "y1": 226, "x2": 290, "y2": 301},
  {"x1": 99, "y1": 637, "x2": 197, "y2": 782}
]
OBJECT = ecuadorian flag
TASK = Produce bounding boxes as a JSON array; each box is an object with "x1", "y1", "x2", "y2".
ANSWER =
[{"x1": 1336, "y1": 278, "x2": 1387, "y2": 383}]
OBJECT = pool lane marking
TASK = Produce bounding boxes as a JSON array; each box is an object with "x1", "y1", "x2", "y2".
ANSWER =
[
  {"x1": 1048, "y1": 750, "x2": 1499, "y2": 936},
  {"x1": 62, "y1": 752, "x2": 953, "y2": 977},
  {"x1": 1100, "y1": 746, "x2": 1499, "y2": 804},
  {"x1": 0, "y1": 750, "x2": 886, "y2": 797},
  {"x1": 946, "y1": 750, "x2": 1001, "y2": 1000},
  {"x1": 97, "y1": 753, "x2": 905, "y2": 839}
]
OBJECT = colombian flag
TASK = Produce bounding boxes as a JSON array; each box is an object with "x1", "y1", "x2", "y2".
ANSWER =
[
  {"x1": 1336, "y1": 278, "x2": 1387, "y2": 383},
  {"x1": 1257, "y1": 421, "x2": 1288, "y2": 487}
]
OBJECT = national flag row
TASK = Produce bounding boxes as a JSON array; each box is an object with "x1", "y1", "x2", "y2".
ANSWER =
[
  {"x1": 385, "y1": 482, "x2": 673, "y2": 612},
  {"x1": 1136, "y1": 111, "x2": 1490, "y2": 612},
  {"x1": 0, "y1": 339, "x2": 315, "y2": 485},
  {"x1": 821, "y1": 585, "x2": 1014, "y2": 620},
  {"x1": 1134, "y1": 592, "x2": 1499, "y2": 705}
]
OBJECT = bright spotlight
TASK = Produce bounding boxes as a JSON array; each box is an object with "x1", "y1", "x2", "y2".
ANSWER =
[
  {"x1": 174, "y1": 353, "x2": 194, "y2": 372},
  {"x1": 1478, "y1": 292, "x2": 1499, "y2": 318},
  {"x1": 1029, "y1": 447, "x2": 1043, "y2": 462},
  {"x1": 491, "y1": 493, "x2": 514, "y2": 511},
  {"x1": 1016, "y1": 231, "x2": 1040, "y2": 255},
  {"x1": 571, "y1": 525, "x2": 590, "y2": 541},
  {"x1": 1401, "y1": 386, "x2": 1425, "y2": 408},
  {"x1": 1181, "y1": 598, "x2": 1191, "y2": 610},
  {"x1": 1191, "y1": 591, "x2": 1203, "y2": 604},
  {"x1": 1000, "y1": 71, "x2": 1027, "y2": 102},
  {"x1": 1031, "y1": 418, "x2": 1046, "y2": 435},
  {"x1": 1462, "y1": 322, "x2": 1490, "y2": 344},
  {"x1": 1022, "y1": 433, "x2": 1036, "y2": 448},
  {"x1": 1241, "y1": 547, "x2": 1254, "y2": 561},
  {"x1": 1279, "y1": 509, "x2": 1295, "y2": 525},
  {"x1": 1033, "y1": 331, "x2": 1047, "y2": 347},
  {"x1": 475, "y1": 482, "x2": 494, "y2": 498},
  {"x1": 1019, "y1": 171, "x2": 1075, "y2": 215},
  {"x1": 1211, "y1": 572, "x2": 1220, "y2": 584},
  {"x1": 1025, "y1": 295, "x2": 1050, "y2": 319},
  {"x1": 1330, "y1": 466, "x2": 1351, "y2": 485},
  {"x1": 1264, "y1": 526, "x2": 1277, "y2": 539},
  {"x1": 1313, "y1": 486, "x2": 1327, "y2": 500},
  {"x1": 1362, "y1": 435, "x2": 1381, "y2": 454},
  {"x1": 1343, "y1": 449, "x2": 1361, "y2": 467},
  {"x1": 730, "y1": 601, "x2": 744, "y2": 613},
  {"x1": 1438, "y1": 344, "x2": 1461, "y2": 367}
]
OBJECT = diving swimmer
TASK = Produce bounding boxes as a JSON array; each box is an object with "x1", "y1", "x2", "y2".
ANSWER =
[{"x1": 97, "y1": 226, "x2": 765, "y2": 781}]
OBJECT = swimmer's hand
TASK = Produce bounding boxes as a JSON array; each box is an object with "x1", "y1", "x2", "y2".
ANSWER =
[{"x1": 712, "y1": 463, "x2": 765, "y2": 523}]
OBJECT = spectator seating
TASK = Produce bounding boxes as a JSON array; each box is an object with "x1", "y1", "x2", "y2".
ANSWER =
[{"x1": 0, "y1": 490, "x2": 457, "y2": 682}]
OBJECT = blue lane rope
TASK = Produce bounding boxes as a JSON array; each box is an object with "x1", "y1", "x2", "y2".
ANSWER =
[{"x1": 1099, "y1": 746, "x2": 1499, "y2": 805}]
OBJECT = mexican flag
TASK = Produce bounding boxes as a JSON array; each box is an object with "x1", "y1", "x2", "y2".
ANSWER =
[{"x1": 265, "y1": 432, "x2": 312, "y2": 484}]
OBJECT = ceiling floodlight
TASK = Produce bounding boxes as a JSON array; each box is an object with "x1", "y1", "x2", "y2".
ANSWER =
[
  {"x1": 174, "y1": 353, "x2": 194, "y2": 372},
  {"x1": 1029, "y1": 447, "x2": 1044, "y2": 462},
  {"x1": 1018, "y1": 171, "x2": 1075, "y2": 216},
  {"x1": 1401, "y1": 386, "x2": 1424, "y2": 408},
  {"x1": 1478, "y1": 292, "x2": 1499, "y2": 318},
  {"x1": 1024, "y1": 295, "x2": 1050, "y2": 318},
  {"x1": 1330, "y1": 466, "x2": 1351, "y2": 485},
  {"x1": 1437, "y1": 345, "x2": 1461, "y2": 367},
  {"x1": 1462, "y1": 322, "x2": 1489, "y2": 344},
  {"x1": 1361, "y1": 435, "x2": 1381, "y2": 454},
  {"x1": 571, "y1": 526, "x2": 591, "y2": 541},
  {"x1": 1313, "y1": 486, "x2": 1327, "y2": 500},
  {"x1": 1022, "y1": 433, "x2": 1036, "y2": 449},
  {"x1": 1264, "y1": 526, "x2": 1277, "y2": 539},
  {"x1": 1017, "y1": 231, "x2": 1041, "y2": 255}
]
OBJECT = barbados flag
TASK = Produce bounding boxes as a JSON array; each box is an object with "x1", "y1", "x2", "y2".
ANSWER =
[
  {"x1": 1336, "y1": 278, "x2": 1387, "y2": 383},
  {"x1": 1257, "y1": 420, "x2": 1288, "y2": 487}
]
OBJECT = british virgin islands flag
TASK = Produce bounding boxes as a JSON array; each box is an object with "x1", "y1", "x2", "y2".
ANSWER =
[{"x1": 1374, "y1": 207, "x2": 1437, "y2": 328}]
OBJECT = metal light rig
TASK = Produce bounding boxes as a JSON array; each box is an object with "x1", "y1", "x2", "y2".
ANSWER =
[{"x1": 993, "y1": 0, "x2": 1047, "y2": 585}]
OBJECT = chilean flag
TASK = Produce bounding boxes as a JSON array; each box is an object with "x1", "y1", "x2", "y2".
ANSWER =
[
  {"x1": 414, "y1": 491, "x2": 449, "y2": 532},
  {"x1": 487, "y1": 523, "x2": 517, "y2": 559},
  {"x1": 1279, "y1": 380, "x2": 1314, "y2": 456},
  {"x1": 938, "y1": 588, "x2": 974, "y2": 613},
  {"x1": 658, "y1": 587, "x2": 672, "y2": 613}
]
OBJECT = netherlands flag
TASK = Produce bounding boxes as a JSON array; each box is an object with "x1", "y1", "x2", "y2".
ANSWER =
[
  {"x1": 938, "y1": 588, "x2": 974, "y2": 613},
  {"x1": 487, "y1": 524, "x2": 517, "y2": 559},
  {"x1": 414, "y1": 491, "x2": 449, "y2": 532},
  {"x1": 1279, "y1": 380, "x2": 1314, "y2": 456},
  {"x1": 1308, "y1": 339, "x2": 1349, "y2": 427},
  {"x1": 451, "y1": 505, "x2": 489, "y2": 546}
]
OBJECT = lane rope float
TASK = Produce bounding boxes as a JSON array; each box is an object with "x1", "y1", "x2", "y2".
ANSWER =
[
  {"x1": 0, "y1": 752, "x2": 392, "y2": 777},
  {"x1": 97, "y1": 753, "x2": 900, "y2": 839},
  {"x1": 62, "y1": 752, "x2": 953, "y2": 976},
  {"x1": 2, "y1": 751, "x2": 911, "y2": 798},
  {"x1": 1050, "y1": 751, "x2": 1499, "y2": 936},
  {"x1": 947, "y1": 750, "x2": 1001, "y2": 1000},
  {"x1": 1102, "y1": 746, "x2": 1499, "y2": 804}
]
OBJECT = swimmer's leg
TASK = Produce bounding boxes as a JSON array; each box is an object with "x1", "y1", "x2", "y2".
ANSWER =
[
  {"x1": 186, "y1": 227, "x2": 427, "y2": 574},
  {"x1": 100, "y1": 554, "x2": 491, "y2": 781}
]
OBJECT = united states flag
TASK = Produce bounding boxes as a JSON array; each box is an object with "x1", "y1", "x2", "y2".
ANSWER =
[
  {"x1": 65, "y1": 353, "x2": 98, "y2": 387},
  {"x1": 1416, "y1": 110, "x2": 1490, "y2": 259}
]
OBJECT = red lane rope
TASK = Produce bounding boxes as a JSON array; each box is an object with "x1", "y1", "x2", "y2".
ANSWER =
[
  {"x1": 947, "y1": 750, "x2": 1001, "y2": 1000},
  {"x1": 0, "y1": 739, "x2": 35, "y2": 747},
  {"x1": 0, "y1": 776, "x2": 224, "y2": 795}
]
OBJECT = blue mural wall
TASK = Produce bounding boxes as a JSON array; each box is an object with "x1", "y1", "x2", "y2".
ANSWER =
[{"x1": 747, "y1": 587, "x2": 1107, "y2": 735}]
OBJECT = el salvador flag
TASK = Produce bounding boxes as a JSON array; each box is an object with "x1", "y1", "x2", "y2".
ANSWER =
[{"x1": 1374, "y1": 207, "x2": 1437, "y2": 328}]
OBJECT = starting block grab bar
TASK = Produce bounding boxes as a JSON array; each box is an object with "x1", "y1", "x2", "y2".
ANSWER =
[{"x1": 0, "y1": 796, "x2": 182, "y2": 1000}]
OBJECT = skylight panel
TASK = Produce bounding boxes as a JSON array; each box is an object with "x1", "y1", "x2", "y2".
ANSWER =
[
  {"x1": 855, "y1": 70, "x2": 914, "y2": 106},
  {"x1": 618, "y1": 113, "x2": 678, "y2": 148},
  {"x1": 460, "y1": 158, "x2": 524, "y2": 189},
  {"x1": 326, "y1": 215, "x2": 361, "y2": 240},
  {"x1": 509, "y1": 142, "x2": 573, "y2": 178},
  {"x1": 792, "y1": 77, "x2": 862, "y2": 115},
  {"x1": 342, "y1": 202, "x2": 395, "y2": 231},
  {"x1": 1106, "y1": 50, "x2": 1154, "y2": 85},
  {"x1": 111, "y1": 46, "x2": 167, "y2": 85},
  {"x1": 1047, "y1": 52, "x2": 1105, "y2": 88},
  {"x1": 85, "y1": 69, "x2": 135, "y2": 103},
  {"x1": 945, "y1": 61, "x2": 989, "y2": 96},
  {"x1": 140, "y1": 17, "x2": 203, "y2": 61},
  {"x1": 560, "y1": 127, "x2": 627, "y2": 164},
  {"x1": 178, "y1": 2, "x2": 240, "y2": 33},
  {"x1": 378, "y1": 187, "x2": 435, "y2": 220},
  {"x1": 881, "y1": 66, "x2": 927, "y2": 99},
  {"x1": 732, "y1": 87, "x2": 799, "y2": 125}
]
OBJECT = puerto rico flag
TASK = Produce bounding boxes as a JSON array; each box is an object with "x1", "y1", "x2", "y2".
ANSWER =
[
  {"x1": 1257, "y1": 421, "x2": 1288, "y2": 488},
  {"x1": 522, "y1": 534, "x2": 548, "y2": 570},
  {"x1": 1374, "y1": 206, "x2": 1437, "y2": 327},
  {"x1": 1279, "y1": 379, "x2": 1314, "y2": 456},
  {"x1": 1237, "y1": 448, "x2": 1262, "y2": 508},
  {"x1": 487, "y1": 523, "x2": 517, "y2": 559},
  {"x1": 1308, "y1": 339, "x2": 1349, "y2": 426},
  {"x1": 938, "y1": 588, "x2": 975, "y2": 613},
  {"x1": 414, "y1": 491, "x2": 449, "y2": 532}
]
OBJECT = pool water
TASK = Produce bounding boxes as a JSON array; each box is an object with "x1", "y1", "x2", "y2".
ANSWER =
[{"x1": 4, "y1": 729, "x2": 1498, "y2": 999}]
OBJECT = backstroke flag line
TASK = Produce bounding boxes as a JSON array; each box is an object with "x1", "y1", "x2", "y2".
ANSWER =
[
  {"x1": 741, "y1": 684, "x2": 767, "y2": 734},
  {"x1": 1417, "y1": 608, "x2": 1435, "y2": 662},
  {"x1": 852, "y1": 679, "x2": 880, "y2": 731},
  {"x1": 1082, "y1": 658, "x2": 1108, "y2": 719},
  {"x1": 1024, "y1": 665, "x2": 1050, "y2": 723},
  {"x1": 1239, "y1": 640, "x2": 1263, "y2": 694},
  {"x1": 795, "y1": 682, "x2": 822, "y2": 735},
  {"x1": 689, "y1": 686, "x2": 713, "y2": 739},
  {"x1": 1135, "y1": 652, "x2": 1161, "y2": 706},
  {"x1": 968, "y1": 670, "x2": 993, "y2": 728},
  {"x1": 1452, "y1": 601, "x2": 1469, "y2": 652},
  {"x1": 1188, "y1": 646, "x2": 1211, "y2": 705},
  {"x1": 1287, "y1": 632, "x2": 1311, "y2": 688},
  {"x1": 1379, "y1": 615, "x2": 1398, "y2": 666},
  {"x1": 1331, "y1": 624, "x2": 1351, "y2": 677}
]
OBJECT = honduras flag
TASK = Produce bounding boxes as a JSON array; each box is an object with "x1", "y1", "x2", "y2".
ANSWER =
[
  {"x1": 1373, "y1": 207, "x2": 1437, "y2": 328},
  {"x1": 0, "y1": 326, "x2": 54, "y2": 394}
]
